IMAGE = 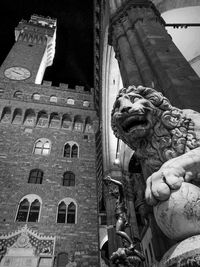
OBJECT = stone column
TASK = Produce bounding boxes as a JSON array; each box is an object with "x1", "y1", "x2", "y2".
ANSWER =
[{"x1": 108, "y1": 0, "x2": 200, "y2": 111}]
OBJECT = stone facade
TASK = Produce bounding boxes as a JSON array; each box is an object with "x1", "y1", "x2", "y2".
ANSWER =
[
  {"x1": 0, "y1": 14, "x2": 100, "y2": 267},
  {"x1": 0, "y1": 80, "x2": 99, "y2": 266}
]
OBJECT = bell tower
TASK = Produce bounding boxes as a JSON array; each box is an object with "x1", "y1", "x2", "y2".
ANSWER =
[{"x1": 0, "y1": 14, "x2": 56, "y2": 84}]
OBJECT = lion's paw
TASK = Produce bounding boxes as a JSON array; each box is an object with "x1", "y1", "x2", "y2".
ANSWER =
[{"x1": 145, "y1": 166, "x2": 185, "y2": 205}]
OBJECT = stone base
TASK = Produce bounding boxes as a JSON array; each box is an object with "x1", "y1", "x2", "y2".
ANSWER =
[{"x1": 159, "y1": 235, "x2": 200, "y2": 267}]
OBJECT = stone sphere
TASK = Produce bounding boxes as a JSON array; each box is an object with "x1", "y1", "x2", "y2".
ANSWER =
[{"x1": 153, "y1": 182, "x2": 200, "y2": 241}]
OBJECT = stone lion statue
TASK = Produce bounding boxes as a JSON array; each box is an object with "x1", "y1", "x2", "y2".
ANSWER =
[{"x1": 111, "y1": 85, "x2": 200, "y2": 206}]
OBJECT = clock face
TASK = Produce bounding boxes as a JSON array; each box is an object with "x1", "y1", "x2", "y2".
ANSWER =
[{"x1": 4, "y1": 67, "x2": 31, "y2": 80}]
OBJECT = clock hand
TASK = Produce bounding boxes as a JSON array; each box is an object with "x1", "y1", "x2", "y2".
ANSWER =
[{"x1": 13, "y1": 71, "x2": 22, "y2": 75}]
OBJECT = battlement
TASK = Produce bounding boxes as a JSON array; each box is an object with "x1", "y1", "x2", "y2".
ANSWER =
[
  {"x1": 30, "y1": 14, "x2": 57, "y2": 29},
  {"x1": 42, "y1": 81, "x2": 93, "y2": 94}
]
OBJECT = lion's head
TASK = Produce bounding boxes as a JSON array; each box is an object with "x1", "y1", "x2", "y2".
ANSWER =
[{"x1": 111, "y1": 85, "x2": 172, "y2": 150}]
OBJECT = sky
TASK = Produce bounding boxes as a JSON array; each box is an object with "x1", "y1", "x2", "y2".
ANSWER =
[{"x1": 0, "y1": 0, "x2": 94, "y2": 89}]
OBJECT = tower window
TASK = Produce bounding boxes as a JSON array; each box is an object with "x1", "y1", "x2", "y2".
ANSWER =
[
  {"x1": 73, "y1": 115, "x2": 83, "y2": 132},
  {"x1": 12, "y1": 108, "x2": 22, "y2": 124},
  {"x1": 50, "y1": 95, "x2": 57, "y2": 103},
  {"x1": 16, "y1": 194, "x2": 42, "y2": 222},
  {"x1": 28, "y1": 169, "x2": 43, "y2": 184},
  {"x1": 13, "y1": 90, "x2": 23, "y2": 99},
  {"x1": 32, "y1": 93, "x2": 40, "y2": 101},
  {"x1": 49, "y1": 112, "x2": 60, "y2": 128},
  {"x1": 62, "y1": 114, "x2": 72, "y2": 130},
  {"x1": 56, "y1": 198, "x2": 77, "y2": 224},
  {"x1": 34, "y1": 138, "x2": 51, "y2": 155},
  {"x1": 66, "y1": 98, "x2": 74, "y2": 105},
  {"x1": 63, "y1": 172, "x2": 75, "y2": 187},
  {"x1": 63, "y1": 142, "x2": 79, "y2": 158},
  {"x1": 24, "y1": 109, "x2": 36, "y2": 126},
  {"x1": 1, "y1": 107, "x2": 11, "y2": 123},
  {"x1": 85, "y1": 117, "x2": 93, "y2": 133},
  {"x1": 37, "y1": 111, "x2": 48, "y2": 127},
  {"x1": 83, "y1": 100, "x2": 90, "y2": 107}
]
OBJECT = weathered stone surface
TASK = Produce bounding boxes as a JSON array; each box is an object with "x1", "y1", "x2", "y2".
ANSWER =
[
  {"x1": 159, "y1": 235, "x2": 200, "y2": 267},
  {"x1": 154, "y1": 182, "x2": 200, "y2": 240}
]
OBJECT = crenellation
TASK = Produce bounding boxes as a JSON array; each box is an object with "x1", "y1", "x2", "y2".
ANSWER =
[
  {"x1": 42, "y1": 80, "x2": 52, "y2": 86},
  {"x1": 75, "y1": 85, "x2": 85, "y2": 92},
  {"x1": 58, "y1": 82, "x2": 69, "y2": 89}
]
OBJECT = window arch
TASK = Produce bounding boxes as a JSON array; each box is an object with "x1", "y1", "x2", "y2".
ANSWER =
[
  {"x1": 49, "y1": 112, "x2": 60, "y2": 128},
  {"x1": 62, "y1": 114, "x2": 72, "y2": 130},
  {"x1": 24, "y1": 109, "x2": 36, "y2": 126},
  {"x1": 73, "y1": 115, "x2": 83, "y2": 132},
  {"x1": 12, "y1": 108, "x2": 22, "y2": 124},
  {"x1": 56, "y1": 198, "x2": 77, "y2": 224},
  {"x1": 37, "y1": 111, "x2": 48, "y2": 127},
  {"x1": 34, "y1": 138, "x2": 51, "y2": 155},
  {"x1": 28, "y1": 169, "x2": 43, "y2": 184},
  {"x1": 63, "y1": 142, "x2": 79, "y2": 158},
  {"x1": 16, "y1": 194, "x2": 42, "y2": 222},
  {"x1": 1, "y1": 107, "x2": 11, "y2": 123},
  {"x1": 66, "y1": 98, "x2": 74, "y2": 105},
  {"x1": 63, "y1": 172, "x2": 75, "y2": 187}
]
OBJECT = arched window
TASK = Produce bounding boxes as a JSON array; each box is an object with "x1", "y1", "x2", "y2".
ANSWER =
[
  {"x1": 32, "y1": 93, "x2": 40, "y2": 101},
  {"x1": 49, "y1": 112, "x2": 60, "y2": 128},
  {"x1": 37, "y1": 111, "x2": 48, "y2": 127},
  {"x1": 66, "y1": 98, "x2": 74, "y2": 105},
  {"x1": 34, "y1": 138, "x2": 51, "y2": 155},
  {"x1": 16, "y1": 199, "x2": 29, "y2": 222},
  {"x1": 50, "y1": 95, "x2": 57, "y2": 103},
  {"x1": 24, "y1": 109, "x2": 36, "y2": 126},
  {"x1": 71, "y1": 144, "x2": 78, "y2": 158},
  {"x1": 63, "y1": 172, "x2": 75, "y2": 186},
  {"x1": 12, "y1": 108, "x2": 22, "y2": 124},
  {"x1": 62, "y1": 114, "x2": 72, "y2": 130},
  {"x1": 73, "y1": 115, "x2": 83, "y2": 132},
  {"x1": 56, "y1": 252, "x2": 68, "y2": 267},
  {"x1": 63, "y1": 143, "x2": 70, "y2": 157},
  {"x1": 56, "y1": 198, "x2": 77, "y2": 224},
  {"x1": 13, "y1": 90, "x2": 23, "y2": 99},
  {"x1": 63, "y1": 142, "x2": 79, "y2": 158},
  {"x1": 16, "y1": 195, "x2": 41, "y2": 222},
  {"x1": 83, "y1": 100, "x2": 90, "y2": 107},
  {"x1": 28, "y1": 199, "x2": 40, "y2": 222},
  {"x1": 1, "y1": 107, "x2": 11, "y2": 123},
  {"x1": 57, "y1": 201, "x2": 66, "y2": 223},
  {"x1": 28, "y1": 169, "x2": 43, "y2": 184},
  {"x1": 84, "y1": 117, "x2": 93, "y2": 133},
  {"x1": 67, "y1": 202, "x2": 76, "y2": 223}
]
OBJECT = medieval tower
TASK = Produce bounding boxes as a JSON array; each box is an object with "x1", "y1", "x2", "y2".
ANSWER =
[{"x1": 0, "y1": 15, "x2": 99, "y2": 266}]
